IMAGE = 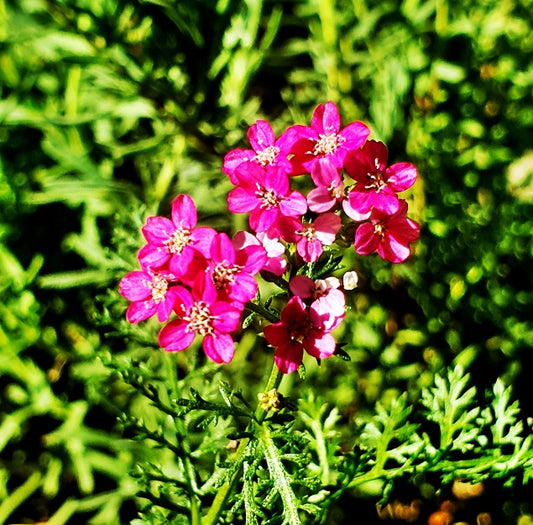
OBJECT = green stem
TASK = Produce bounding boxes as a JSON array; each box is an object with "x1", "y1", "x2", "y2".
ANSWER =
[
  {"x1": 164, "y1": 352, "x2": 202, "y2": 525},
  {"x1": 203, "y1": 362, "x2": 283, "y2": 525}
]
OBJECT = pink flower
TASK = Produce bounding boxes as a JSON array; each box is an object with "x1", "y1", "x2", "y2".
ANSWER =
[
  {"x1": 345, "y1": 140, "x2": 418, "y2": 215},
  {"x1": 354, "y1": 200, "x2": 420, "y2": 263},
  {"x1": 263, "y1": 296, "x2": 337, "y2": 374},
  {"x1": 289, "y1": 275, "x2": 346, "y2": 330},
  {"x1": 138, "y1": 194, "x2": 217, "y2": 275},
  {"x1": 285, "y1": 101, "x2": 370, "y2": 174},
  {"x1": 119, "y1": 268, "x2": 179, "y2": 324},
  {"x1": 307, "y1": 158, "x2": 346, "y2": 213},
  {"x1": 227, "y1": 163, "x2": 308, "y2": 232},
  {"x1": 207, "y1": 232, "x2": 267, "y2": 304},
  {"x1": 223, "y1": 120, "x2": 295, "y2": 183},
  {"x1": 279, "y1": 212, "x2": 341, "y2": 263},
  {"x1": 232, "y1": 230, "x2": 287, "y2": 276},
  {"x1": 158, "y1": 272, "x2": 243, "y2": 364}
]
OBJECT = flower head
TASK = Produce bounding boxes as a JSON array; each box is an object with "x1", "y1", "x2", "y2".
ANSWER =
[
  {"x1": 207, "y1": 231, "x2": 267, "y2": 304},
  {"x1": 232, "y1": 230, "x2": 287, "y2": 276},
  {"x1": 227, "y1": 163, "x2": 307, "y2": 233},
  {"x1": 158, "y1": 272, "x2": 243, "y2": 364},
  {"x1": 263, "y1": 296, "x2": 338, "y2": 374},
  {"x1": 138, "y1": 194, "x2": 217, "y2": 275},
  {"x1": 285, "y1": 101, "x2": 370, "y2": 174},
  {"x1": 223, "y1": 120, "x2": 295, "y2": 182},
  {"x1": 345, "y1": 140, "x2": 418, "y2": 215},
  {"x1": 119, "y1": 268, "x2": 179, "y2": 323},
  {"x1": 354, "y1": 200, "x2": 420, "y2": 263},
  {"x1": 279, "y1": 212, "x2": 341, "y2": 263}
]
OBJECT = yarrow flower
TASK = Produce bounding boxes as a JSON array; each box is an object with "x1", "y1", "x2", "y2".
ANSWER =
[
  {"x1": 279, "y1": 212, "x2": 341, "y2": 263},
  {"x1": 227, "y1": 163, "x2": 308, "y2": 233},
  {"x1": 158, "y1": 272, "x2": 243, "y2": 364},
  {"x1": 285, "y1": 101, "x2": 370, "y2": 174},
  {"x1": 223, "y1": 120, "x2": 295, "y2": 182},
  {"x1": 119, "y1": 268, "x2": 179, "y2": 324},
  {"x1": 138, "y1": 194, "x2": 216, "y2": 276},
  {"x1": 345, "y1": 140, "x2": 418, "y2": 215},
  {"x1": 354, "y1": 200, "x2": 420, "y2": 263},
  {"x1": 263, "y1": 296, "x2": 339, "y2": 374}
]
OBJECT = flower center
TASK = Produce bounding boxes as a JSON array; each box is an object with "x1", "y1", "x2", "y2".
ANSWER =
[
  {"x1": 183, "y1": 301, "x2": 214, "y2": 336},
  {"x1": 297, "y1": 224, "x2": 317, "y2": 242},
  {"x1": 254, "y1": 145, "x2": 280, "y2": 166},
  {"x1": 365, "y1": 158, "x2": 386, "y2": 192},
  {"x1": 150, "y1": 273, "x2": 169, "y2": 303},
  {"x1": 288, "y1": 319, "x2": 310, "y2": 343},
  {"x1": 314, "y1": 133, "x2": 344, "y2": 157},
  {"x1": 373, "y1": 222, "x2": 386, "y2": 238},
  {"x1": 211, "y1": 262, "x2": 241, "y2": 290},
  {"x1": 165, "y1": 228, "x2": 191, "y2": 254},
  {"x1": 256, "y1": 184, "x2": 282, "y2": 209}
]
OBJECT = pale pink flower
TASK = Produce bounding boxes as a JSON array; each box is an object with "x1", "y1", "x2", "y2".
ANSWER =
[
  {"x1": 138, "y1": 194, "x2": 216, "y2": 275},
  {"x1": 289, "y1": 275, "x2": 345, "y2": 330},
  {"x1": 342, "y1": 271, "x2": 359, "y2": 290},
  {"x1": 285, "y1": 101, "x2": 370, "y2": 175},
  {"x1": 223, "y1": 120, "x2": 295, "y2": 183},
  {"x1": 263, "y1": 296, "x2": 337, "y2": 374},
  {"x1": 232, "y1": 230, "x2": 287, "y2": 276},
  {"x1": 354, "y1": 200, "x2": 420, "y2": 263},
  {"x1": 207, "y1": 232, "x2": 266, "y2": 304},
  {"x1": 345, "y1": 140, "x2": 418, "y2": 215},
  {"x1": 119, "y1": 268, "x2": 179, "y2": 324},
  {"x1": 279, "y1": 213, "x2": 341, "y2": 263},
  {"x1": 227, "y1": 163, "x2": 307, "y2": 232},
  {"x1": 158, "y1": 272, "x2": 243, "y2": 364}
]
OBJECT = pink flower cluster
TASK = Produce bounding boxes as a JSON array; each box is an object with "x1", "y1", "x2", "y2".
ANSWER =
[{"x1": 119, "y1": 102, "x2": 420, "y2": 374}]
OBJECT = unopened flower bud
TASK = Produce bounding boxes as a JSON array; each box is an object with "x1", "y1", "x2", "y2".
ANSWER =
[{"x1": 343, "y1": 271, "x2": 359, "y2": 290}]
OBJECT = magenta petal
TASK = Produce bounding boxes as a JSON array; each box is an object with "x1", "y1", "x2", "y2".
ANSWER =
[
  {"x1": 348, "y1": 188, "x2": 376, "y2": 214},
  {"x1": 314, "y1": 213, "x2": 341, "y2": 243},
  {"x1": 250, "y1": 208, "x2": 278, "y2": 233},
  {"x1": 274, "y1": 342, "x2": 304, "y2": 374},
  {"x1": 263, "y1": 322, "x2": 288, "y2": 347},
  {"x1": 157, "y1": 289, "x2": 178, "y2": 322},
  {"x1": 212, "y1": 302, "x2": 243, "y2": 333},
  {"x1": 388, "y1": 217, "x2": 420, "y2": 244},
  {"x1": 223, "y1": 149, "x2": 255, "y2": 180},
  {"x1": 159, "y1": 320, "x2": 195, "y2": 351},
  {"x1": 238, "y1": 245, "x2": 267, "y2": 273},
  {"x1": 289, "y1": 275, "x2": 315, "y2": 298},
  {"x1": 229, "y1": 273, "x2": 258, "y2": 302},
  {"x1": 142, "y1": 216, "x2": 175, "y2": 244},
  {"x1": 119, "y1": 271, "x2": 151, "y2": 301},
  {"x1": 203, "y1": 333, "x2": 235, "y2": 364},
  {"x1": 311, "y1": 157, "x2": 341, "y2": 187},
  {"x1": 312, "y1": 102, "x2": 340, "y2": 135},
  {"x1": 372, "y1": 190, "x2": 400, "y2": 215},
  {"x1": 227, "y1": 187, "x2": 257, "y2": 214},
  {"x1": 385, "y1": 162, "x2": 418, "y2": 192},
  {"x1": 279, "y1": 191, "x2": 308, "y2": 217},
  {"x1": 126, "y1": 300, "x2": 157, "y2": 324},
  {"x1": 339, "y1": 121, "x2": 371, "y2": 150},
  {"x1": 171, "y1": 194, "x2": 197, "y2": 229},
  {"x1": 169, "y1": 245, "x2": 195, "y2": 276},
  {"x1": 354, "y1": 223, "x2": 379, "y2": 256},
  {"x1": 298, "y1": 237, "x2": 323, "y2": 262},
  {"x1": 138, "y1": 244, "x2": 169, "y2": 269},
  {"x1": 308, "y1": 187, "x2": 335, "y2": 213},
  {"x1": 210, "y1": 232, "x2": 236, "y2": 264},
  {"x1": 191, "y1": 226, "x2": 217, "y2": 257},
  {"x1": 377, "y1": 234, "x2": 411, "y2": 263},
  {"x1": 304, "y1": 332, "x2": 336, "y2": 359},
  {"x1": 248, "y1": 120, "x2": 275, "y2": 151}
]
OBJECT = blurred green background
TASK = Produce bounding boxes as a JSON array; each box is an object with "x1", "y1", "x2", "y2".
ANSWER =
[{"x1": 1, "y1": 0, "x2": 532, "y2": 522}]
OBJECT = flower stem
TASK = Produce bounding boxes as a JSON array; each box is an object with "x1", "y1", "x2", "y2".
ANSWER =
[
  {"x1": 203, "y1": 362, "x2": 283, "y2": 525},
  {"x1": 164, "y1": 352, "x2": 202, "y2": 525}
]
